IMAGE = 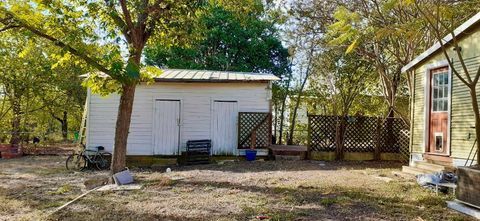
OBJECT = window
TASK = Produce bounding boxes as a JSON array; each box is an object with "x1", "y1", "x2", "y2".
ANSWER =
[{"x1": 432, "y1": 71, "x2": 449, "y2": 112}]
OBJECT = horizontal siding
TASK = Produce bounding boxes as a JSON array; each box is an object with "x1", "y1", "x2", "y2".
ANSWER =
[
  {"x1": 449, "y1": 56, "x2": 480, "y2": 159},
  {"x1": 412, "y1": 65, "x2": 425, "y2": 153},
  {"x1": 87, "y1": 82, "x2": 270, "y2": 155},
  {"x1": 411, "y1": 50, "x2": 480, "y2": 159}
]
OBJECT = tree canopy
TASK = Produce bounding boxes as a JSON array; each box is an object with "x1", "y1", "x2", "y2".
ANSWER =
[
  {"x1": 0, "y1": 0, "x2": 203, "y2": 173},
  {"x1": 144, "y1": 4, "x2": 290, "y2": 77}
]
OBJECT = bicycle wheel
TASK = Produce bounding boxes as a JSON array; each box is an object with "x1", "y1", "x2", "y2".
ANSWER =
[
  {"x1": 66, "y1": 153, "x2": 86, "y2": 171},
  {"x1": 94, "y1": 152, "x2": 112, "y2": 170}
]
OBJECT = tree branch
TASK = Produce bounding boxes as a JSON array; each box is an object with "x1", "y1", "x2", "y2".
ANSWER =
[
  {"x1": 104, "y1": 0, "x2": 131, "y2": 43},
  {"x1": 0, "y1": 25, "x2": 20, "y2": 33},
  {"x1": 413, "y1": 2, "x2": 470, "y2": 87},
  {"x1": 50, "y1": 112, "x2": 63, "y2": 123},
  {"x1": 145, "y1": 0, "x2": 168, "y2": 38},
  {"x1": 119, "y1": 0, "x2": 135, "y2": 31},
  {"x1": 1, "y1": 10, "x2": 112, "y2": 76}
]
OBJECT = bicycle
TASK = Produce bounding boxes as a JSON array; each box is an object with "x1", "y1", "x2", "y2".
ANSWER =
[{"x1": 66, "y1": 145, "x2": 112, "y2": 171}]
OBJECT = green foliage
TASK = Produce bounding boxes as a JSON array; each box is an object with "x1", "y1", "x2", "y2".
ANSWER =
[
  {"x1": 328, "y1": 6, "x2": 361, "y2": 50},
  {"x1": 0, "y1": 30, "x2": 87, "y2": 142},
  {"x1": 309, "y1": 47, "x2": 377, "y2": 117},
  {"x1": 1, "y1": 0, "x2": 202, "y2": 94},
  {"x1": 144, "y1": 3, "x2": 290, "y2": 77}
]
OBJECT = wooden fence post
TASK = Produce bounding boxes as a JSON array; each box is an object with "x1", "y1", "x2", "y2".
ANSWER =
[
  {"x1": 307, "y1": 115, "x2": 311, "y2": 159},
  {"x1": 335, "y1": 116, "x2": 345, "y2": 160},
  {"x1": 374, "y1": 117, "x2": 382, "y2": 160},
  {"x1": 250, "y1": 130, "x2": 257, "y2": 149}
]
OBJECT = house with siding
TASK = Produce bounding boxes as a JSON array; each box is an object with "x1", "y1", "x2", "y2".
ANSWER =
[
  {"x1": 85, "y1": 69, "x2": 278, "y2": 156},
  {"x1": 402, "y1": 12, "x2": 480, "y2": 170}
]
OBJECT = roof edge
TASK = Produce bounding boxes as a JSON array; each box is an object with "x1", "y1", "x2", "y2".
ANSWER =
[
  {"x1": 401, "y1": 12, "x2": 480, "y2": 73},
  {"x1": 79, "y1": 68, "x2": 280, "y2": 81}
]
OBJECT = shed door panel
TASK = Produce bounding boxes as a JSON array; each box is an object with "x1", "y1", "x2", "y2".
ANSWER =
[
  {"x1": 154, "y1": 100, "x2": 180, "y2": 155},
  {"x1": 212, "y1": 101, "x2": 238, "y2": 155},
  {"x1": 428, "y1": 68, "x2": 449, "y2": 155}
]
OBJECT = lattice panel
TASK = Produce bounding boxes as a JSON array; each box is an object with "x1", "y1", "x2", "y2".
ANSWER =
[
  {"x1": 238, "y1": 112, "x2": 271, "y2": 149},
  {"x1": 308, "y1": 115, "x2": 337, "y2": 151},
  {"x1": 308, "y1": 115, "x2": 410, "y2": 155},
  {"x1": 378, "y1": 118, "x2": 408, "y2": 153},
  {"x1": 398, "y1": 130, "x2": 410, "y2": 163},
  {"x1": 343, "y1": 116, "x2": 377, "y2": 152}
]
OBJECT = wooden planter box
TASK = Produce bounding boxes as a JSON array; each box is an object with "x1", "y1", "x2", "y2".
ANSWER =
[{"x1": 457, "y1": 166, "x2": 480, "y2": 208}]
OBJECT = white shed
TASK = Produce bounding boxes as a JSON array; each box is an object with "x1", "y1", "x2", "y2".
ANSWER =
[{"x1": 85, "y1": 69, "x2": 279, "y2": 156}]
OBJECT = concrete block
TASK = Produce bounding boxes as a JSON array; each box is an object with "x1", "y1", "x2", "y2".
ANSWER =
[{"x1": 447, "y1": 201, "x2": 480, "y2": 219}]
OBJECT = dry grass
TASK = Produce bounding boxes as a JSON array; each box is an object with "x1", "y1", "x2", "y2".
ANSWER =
[{"x1": 0, "y1": 156, "x2": 474, "y2": 221}]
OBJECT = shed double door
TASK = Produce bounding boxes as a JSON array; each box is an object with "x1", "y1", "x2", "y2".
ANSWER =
[
  {"x1": 212, "y1": 101, "x2": 238, "y2": 155},
  {"x1": 153, "y1": 100, "x2": 180, "y2": 155}
]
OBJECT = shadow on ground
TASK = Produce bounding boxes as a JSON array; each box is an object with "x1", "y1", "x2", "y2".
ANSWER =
[{"x1": 155, "y1": 160, "x2": 404, "y2": 173}]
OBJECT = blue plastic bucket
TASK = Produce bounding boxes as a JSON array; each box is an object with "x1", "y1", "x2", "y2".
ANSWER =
[{"x1": 245, "y1": 149, "x2": 257, "y2": 161}]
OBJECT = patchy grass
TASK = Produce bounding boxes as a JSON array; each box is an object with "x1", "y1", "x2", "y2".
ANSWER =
[
  {"x1": 0, "y1": 156, "x2": 475, "y2": 220},
  {"x1": 50, "y1": 184, "x2": 74, "y2": 195}
]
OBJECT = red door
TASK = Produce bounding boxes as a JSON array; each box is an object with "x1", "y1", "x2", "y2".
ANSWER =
[{"x1": 429, "y1": 67, "x2": 449, "y2": 154}]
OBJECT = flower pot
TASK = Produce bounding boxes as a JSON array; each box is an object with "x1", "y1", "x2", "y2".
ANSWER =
[
  {"x1": 456, "y1": 166, "x2": 480, "y2": 207},
  {"x1": 245, "y1": 149, "x2": 257, "y2": 161}
]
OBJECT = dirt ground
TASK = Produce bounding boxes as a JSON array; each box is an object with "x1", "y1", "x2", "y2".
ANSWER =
[{"x1": 0, "y1": 156, "x2": 473, "y2": 221}]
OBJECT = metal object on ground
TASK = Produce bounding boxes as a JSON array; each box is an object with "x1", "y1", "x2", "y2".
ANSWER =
[{"x1": 113, "y1": 168, "x2": 134, "y2": 185}]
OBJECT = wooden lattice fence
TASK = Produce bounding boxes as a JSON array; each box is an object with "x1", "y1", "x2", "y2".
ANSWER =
[
  {"x1": 308, "y1": 115, "x2": 409, "y2": 160},
  {"x1": 398, "y1": 130, "x2": 410, "y2": 163},
  {"x1": 238, "y1": 112, "x2": 272, "y2": 149},
  {"x1": 308, "y1": 115, "x2": 336, "y2": 152},
  {"x1": 343, "y1": 117, "x2": 377, "y2": 152}
]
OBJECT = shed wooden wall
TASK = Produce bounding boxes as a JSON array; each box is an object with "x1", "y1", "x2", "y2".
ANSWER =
[
  {"x1": 86, "y1": 82, "x2": 271, "y2": 155},
  {"x1": 411, "y1": 25, "x2": 480, "y2": 166}
]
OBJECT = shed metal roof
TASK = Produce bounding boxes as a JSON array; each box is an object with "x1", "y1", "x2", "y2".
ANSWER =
[
  {"x1": 156, "y1": 69, "x2": 279, "y2": 82},
  {"x1": 81, "y1": 68, "x2": 280, "y2": 82},
  {"x1": 401, "y1": 12, "x2": 480, "y2": 73}
]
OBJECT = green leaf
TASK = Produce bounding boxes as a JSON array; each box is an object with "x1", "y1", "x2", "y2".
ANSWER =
[
  {"x1": 346, "y1": 39, "x2": 359, "y2": 54},
  {"x1": 125, "y1": 61, "x2": 140, "y2": 79}
]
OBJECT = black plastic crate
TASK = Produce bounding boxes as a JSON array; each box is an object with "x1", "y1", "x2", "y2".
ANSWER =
[{"x1": 184, "y1": 139, "x2": 211, "y2": 165}]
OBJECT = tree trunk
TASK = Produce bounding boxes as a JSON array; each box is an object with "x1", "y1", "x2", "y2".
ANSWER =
[
  {"x1": 278, "y1": 84, "x2": 290, "y2": 145},
  {"x1": 287, "y1": 75, "x2": 309, "y2": 145},
  {"x1": 335, "y1": 116, "x2": 347, "y2": 160},
  {"x1": 468, "y1": 86, "x2": 480, "y2": 165},
  {"x1": 61, "y1": 111, "x2": 68, "y2": 141},
  {"x1": 287, "y1": 96, "x2": 301, "y2": 145},
  {"x1": 273, "y1": 103, "x2": 278, "y2": 144},
  {"x1": 52, "y1": 111, "x2": 69, "y2": 141},
  {"x1": 110, "y1": 49, "x2": 142, "y2": 174},
  {"x1": 9, "y1": 96, "x2": 21, "y2": 152},
  {"x1": 110, "y1": 83, "x2": 137, "y2": 174},
  {"x1": 385, "y1": 107, "x2": 395, "y2": 152}
]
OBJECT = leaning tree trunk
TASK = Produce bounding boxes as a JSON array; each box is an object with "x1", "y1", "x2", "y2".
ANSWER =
[
  {"x1": 287, "y1": 75, "x2": 309, "y2": 145},
  {"x1": 110, "y1": 50, "x2": 143, "y2": 174},
  {"x1": 110, "y1": 83, "x2": 137, "y2": 174}
]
